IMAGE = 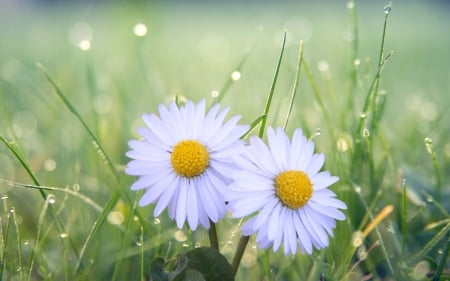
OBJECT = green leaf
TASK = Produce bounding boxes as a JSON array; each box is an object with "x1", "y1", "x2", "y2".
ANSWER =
[
  {"x1": 180, "y1": 269, "x2": 206, "y2": 281},
  {"x1": 149, "y1": 257, "x2": 168, "y2": 281},
  {"x1": 169, "y1": 254, "x2": 189, "y2": 281},
  {"x1": 184, "y1": 247, "x2": 234, "y2": 281}
]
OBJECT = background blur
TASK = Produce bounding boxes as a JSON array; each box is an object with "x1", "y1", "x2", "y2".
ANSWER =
[{"x1": 0, "y1": 0, "x2": 449, "y2": 279}]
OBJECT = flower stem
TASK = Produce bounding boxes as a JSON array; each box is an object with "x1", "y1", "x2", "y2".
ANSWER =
[
  {"x1": 208, "y1": 220, "x2": 219, "y2": 251},
  {"x1": 231, "y1": 235, "x2": 250, "y2": 276}
]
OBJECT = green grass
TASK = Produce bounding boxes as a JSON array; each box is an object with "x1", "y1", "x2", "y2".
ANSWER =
[{"x1": 1, "y1": 1, "x2": 449, "y2": 280}]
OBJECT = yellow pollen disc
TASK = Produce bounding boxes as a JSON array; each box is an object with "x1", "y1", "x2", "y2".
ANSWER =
[
  {"x1": 171, "y1": 140, "x2": 209, "y2": 178},
  {"x1": 275, "y1": 170, "x2": 313, "y2": 209}
]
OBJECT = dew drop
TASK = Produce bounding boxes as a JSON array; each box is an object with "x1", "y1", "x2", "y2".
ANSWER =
[
  {"x1": 351, "y1": 231, "x2": 364, "y2": 247},
  {"x1": 231, "y1": 71, "x2": 241, "y2": 81},
  {"x1": 153, "y1": 218, "x2": 161, "y2": 225},
  {"x1": 44, "y1": 159, "x2": 56, "y2": 171},
  {"x1": 357, "y1": 247, "x2": 368, "y2": 260},
  {"x1": 337, "y1": 137, "x2": 350, "y2": 152},
  {"x1": 360, "y1": 113, "x2": 367, "y2": 119},
  {"x1": 1, "y1": 194, "x2": 8, "y2": 200},
  {"x1": 363, "y1": 128, "x2": 370, "y2": 138},
  {"x1": 194, "y1": 242, "x2": 201, "y2": 248},
  {"x1": 383, "y1": 2, "x2": 392, "y2": 14},
  {"x1": 107, "y1": 211, "x2": 124, "y2": 225},
  {"x1": 346, "y1": 1, "x2": 355, "y2": 10},
  {"x1": 133, "y1": 23, "x2": 148, "y2": 37},
  {"x1": 9, "y1": 207, "x2": 15, "y2": 213},
  {"x1": 174, "y1": 230, "x2": 187, "y2": 242},
  {"x1": 78, "y1": 39, "x2": 91, "y2": 51},
  {"x1": 182, "y1": 243, "x2": 190, "y2": 248},
  {"x1": 354, "y1": 59, "x2": 361, "y2": 66},
  {"x1": 23, "y1": 240, "x2": 30, "y2": 246},
  {"x1": 438, "y1": 249, "x2": 444, "y2": 255},
  {"x1": 72, "y1": 184, "x2": 80, "y2": 192},
  {"x1": 133, "y1": 215, "x2": 139, "y2": 222},
  {"x1": 424, "y1": 137, "x2": 433, "y2": 154},
  {"x1": 354, "y1": 186, "x2": 362, "y2": 193},
  {"x1": 47, "y1": 194, "x2": 56, "y2": 204},
  {"x1": 317, "y1": 60, "x2": 329, "y2": 72},
  {"x1": 425, "y1": 195, "x2": 433, "y2": 203},
  {"x1": 60, "y1": 233, "x2": 69, "y2": 239},
  {"x1": 315, "y1": 128, "x2": 321, "y2": 136},
  {"x1": 136, "y1": 241, "x2": 143, "y2": 247},
  {"x1": 211, "y1": 90, "x2": 220, "y2": 98}
]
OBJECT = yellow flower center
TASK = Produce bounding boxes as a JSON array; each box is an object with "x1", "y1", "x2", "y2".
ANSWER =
[
  {"x1": 275, "y1": 170, "x2": 313, "y2": 209},
  {"x1": 171, "y1": 140, "x2": 209, "y2": 178}
]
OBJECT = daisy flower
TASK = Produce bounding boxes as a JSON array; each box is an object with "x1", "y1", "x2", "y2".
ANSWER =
[
  {"x1": 227, "y1": 127, "x2": 347, "y2": 255},
  {"x1": 125, "y1": 99, "x2": 249, "y2": 230}
]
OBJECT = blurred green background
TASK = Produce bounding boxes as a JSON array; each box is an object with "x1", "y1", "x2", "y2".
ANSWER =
[{"x1": 0, "y1": 0, "x2": 449, "y2": 279}]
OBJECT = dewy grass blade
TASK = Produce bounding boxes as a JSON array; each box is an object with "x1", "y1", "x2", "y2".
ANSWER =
[
  {"x1": 27, "y1": 197, "x2": 51, "y2": 281},
  {"x1": 433, "y1": 232, "x2": 450, "y2": 281},
  {"x1": 346, "y1": 1, "x2": 359, "y2": 115},
  {"x1": 213, "y1": 46, "x2": 253, "y2": 104},
  {"x1": 424, "y1": 137, "x2": 442, "y2": 203},
  {"x1": 401, "y1": 179, "x2": 408, "y2": 255},
  {"x1": 74, "y1": 189, "x2": 123, "y2": 276},
  {"x1": 258, "y1": 31, "x2": 286, "y2": 138},
  {"x1": 1, "y1": 211, "x2": 13, "y2": 280},
  {"x1": 283, "y1": 40, "x2": 304, "y2": 129},
  {"x1": 0, "y1": 179, "x2": 103, "y2": 213},
  {"x1": 408, "y1": 222, "x2": 450, "y2": 263},
  {"x1": 37, "y1": 63, "x2": 119, "y2": 182}
]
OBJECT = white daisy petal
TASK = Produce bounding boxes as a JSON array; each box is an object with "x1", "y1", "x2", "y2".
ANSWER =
[
  {"x1": 126, "y1": 99, "x2": 248, "y2": 230},
  {"x1": 305, "y1": 153, "x2": 325, "y2": 176},
  {"x1": 227, "y1": 126, "x2": 346, "y2": 255}
]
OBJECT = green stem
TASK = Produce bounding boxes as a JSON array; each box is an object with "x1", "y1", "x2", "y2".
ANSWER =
[
  {"x1": 209, "y1": 221, "x2": 219, "y2": 252},
  {"x1": 433, "y1": 231, "x2": 450, "y2": 281},
  {"x1": 231, "y1": 235, "x2": 250, "y2": 276}
]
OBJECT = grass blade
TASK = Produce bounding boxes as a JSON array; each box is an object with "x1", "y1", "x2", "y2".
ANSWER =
[
  {"x1": 283, "y1": 40, "x2": 304, "y2": 129},
  {"x1": 0, "y1": 179, "x2": 103, "y2": 213},
  {"x1": 27, "y1": 197, "x2": 51, "y2": 281},
  {"x1": 213, "y1": 46, "x2": 253, "y2": 104},
  {"x1": 74, "y1": 189, "x2": 123, "y2": 275},
  {"x1": 401, "y1": 179, "x2": 408, "y2": 255},
  {"x1": 433, "y1": 232, "x2": 450, "y2": 281},
  {"x1": 258, "y1": 31, "x2": 286, "y2": 138},
  {"x1": 36, "y1": 63, "x2": 119, "y2": 182}
]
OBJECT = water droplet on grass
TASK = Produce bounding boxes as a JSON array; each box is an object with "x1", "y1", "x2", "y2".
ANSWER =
[
  {"x1": 231, "y1": 71, "x2": 241, "y2": 81},
  {"x1": 44, "y1": 159, "x2": 56, "y2": 171},
  {"x1": 317, "y1": 60, "x2": 329, "y2": 72},
  {"x1": 424, "y1": 137, "x2": 433, "y2": 154},
  {"x1": 351, "y1": 231, "x2": 364, "y2": 247},
  {"x1": 47, "y1": 194, "x2": 56, "y2": 204},
  {"x1": 9, "y1": 207, "x2": 15, "y2": 213},
  {"x1": 354, "y1": 186, "x2": 361, "y2": 193},
  {"x1": 174, "y1": 230, "x2": 187, "y2": 242},
  {"x1": 347, "y1": 2, "x2": 355, "y2": 10},
  {"x1": 194, "y1": 242, "x2": 200, "y2": 248},
  {"x1": 354, "y1": 59, "x2": 361, "y2": 66},
  {"x1": 60, "y1": 233, "x2": 69, "y2": 239},
  {"x1": 78, "y1": 39, "x2": 91, "y2": 51},
  {"x1": 153, "y1": 218, "x2": 160, "y2": 225},
  {"x1": 133, "y1": 23, "x2": 148, "y2": 37},
  {"x1": 1, "y1": 194, "x2": 8, "y2": 200},
  {"x1": 383, "y1": 2, "x2": 392, "y2": 14},
  {"x1": 363, "y1": 128, "x2": 370, "y2": 138},
  {"x1": 337, "y1": 137, "x2": 350, "y2": 152},
  {"x1": 211, "y1": 90, "x2": 219, "y2": 98}
]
